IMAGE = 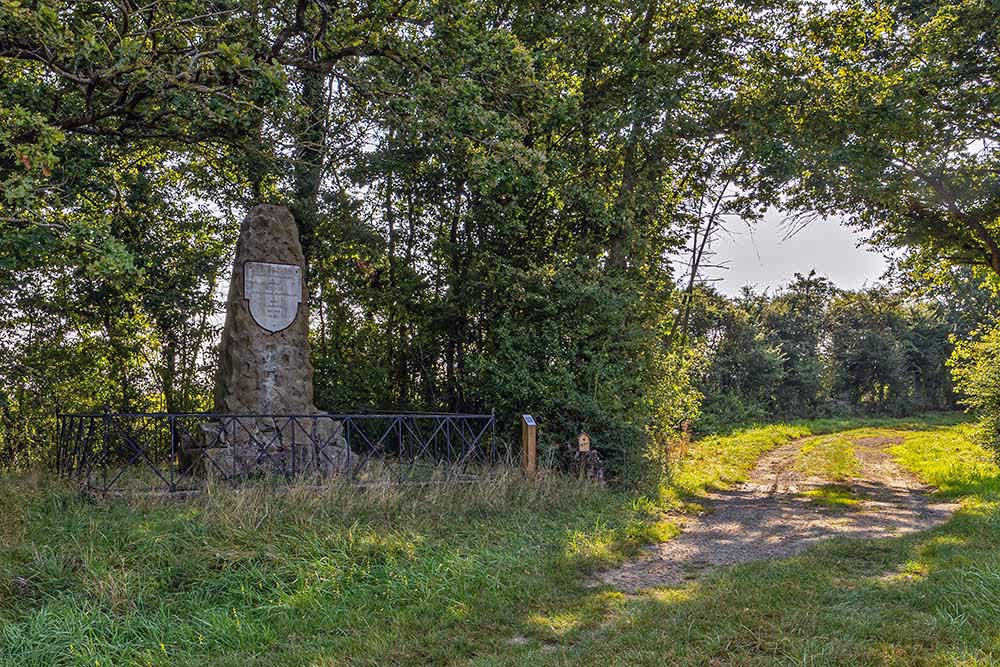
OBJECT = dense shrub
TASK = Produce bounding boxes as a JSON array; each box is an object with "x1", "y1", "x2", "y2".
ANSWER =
[
  {"x1": 951, "y1": 325, "x2": 1000, "y2": 455},
  {"x1": 690, "y1": 275, "x2": 959, "y2": 432}
]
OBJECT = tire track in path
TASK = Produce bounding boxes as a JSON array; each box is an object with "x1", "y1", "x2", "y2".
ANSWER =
[{"x1": 597, "y1": 434, "x2": 959, "y2": 593}]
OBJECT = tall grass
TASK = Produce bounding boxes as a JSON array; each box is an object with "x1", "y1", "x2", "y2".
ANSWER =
[
  {"x1": 0, "y1": 413, "x2": 980, "y2": 666},
  {"x1": 0, "y1": 469, "x2": 667, "y2": 667}
]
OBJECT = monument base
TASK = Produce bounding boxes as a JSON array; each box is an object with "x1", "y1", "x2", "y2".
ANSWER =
[{"x1": 180, "y1": 415, "x2": 357, "y2": 480}]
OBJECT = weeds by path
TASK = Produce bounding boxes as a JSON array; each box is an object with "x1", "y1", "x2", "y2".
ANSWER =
[
  {"x1": 0, "y1": 413, "x2": 981, "y2": 667},
  {"x1": 479, "y1": 421, "x2": 1000, "y2": 666}
]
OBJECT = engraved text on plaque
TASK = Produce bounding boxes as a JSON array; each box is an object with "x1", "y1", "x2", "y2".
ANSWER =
[{"x1": 244, "y1": 261, "x2": 302, "y2": 333}]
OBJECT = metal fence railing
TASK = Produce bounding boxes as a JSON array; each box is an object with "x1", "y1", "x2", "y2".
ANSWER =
[{"x1": 54, "y1": 411, "x2": 504, "y2": 495}]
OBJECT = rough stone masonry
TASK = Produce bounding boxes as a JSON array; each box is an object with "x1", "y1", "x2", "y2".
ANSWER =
[
  {"x1": 198, "y1": 203, "x2": 353, "y2": 477},
  {"x1": 214, "y1": 203, "x2": 314, "y2": 415}
]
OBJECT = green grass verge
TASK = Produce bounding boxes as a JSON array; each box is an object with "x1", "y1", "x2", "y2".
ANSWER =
[
  {"x1": 889, "y1": 423, "x2": 1000, "y2": 499},
  {"x1": 660, "y1": 411, "x2": 969, "y2": 507},
  {"x1": 0, "y1": 412, "x2": 983, "y2": 666}
]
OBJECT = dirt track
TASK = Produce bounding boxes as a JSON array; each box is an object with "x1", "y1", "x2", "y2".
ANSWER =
[{"x1": 598, "y1": 434, "x2": 959, "y2": 593}]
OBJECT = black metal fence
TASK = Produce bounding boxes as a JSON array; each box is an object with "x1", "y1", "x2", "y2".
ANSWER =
[{"x1": 54, "y1": 411, "x2": 504, "y2": 495}]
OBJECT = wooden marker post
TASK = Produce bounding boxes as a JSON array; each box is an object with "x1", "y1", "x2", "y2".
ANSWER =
[{"x1": 521, "y1": 414, "x2": 537, "y2": 475}]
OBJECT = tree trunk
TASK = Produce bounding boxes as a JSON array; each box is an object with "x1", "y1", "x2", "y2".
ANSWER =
[
  {"x1": 290, "y1": 66, "x2": 327, "y2": 273},
  {"x1": 606, "y1": 0, "x2": 659, "y2": 273}
]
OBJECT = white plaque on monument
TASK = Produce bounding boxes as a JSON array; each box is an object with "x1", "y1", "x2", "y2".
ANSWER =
[{"x1": 244, "y1": 261, "x2": 302, "y2": 333}]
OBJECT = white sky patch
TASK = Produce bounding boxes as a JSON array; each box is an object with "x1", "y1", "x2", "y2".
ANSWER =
[{"x1": 705, "y1": 210, "x2": 889, "y2": 296}]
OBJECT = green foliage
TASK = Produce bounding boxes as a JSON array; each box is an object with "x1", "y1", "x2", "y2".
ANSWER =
[
  {"x1": 0, "y1": 153, "x2": 234, "y2": 467},
  {"x1": 689, "y1": 272, "x2": 965, "y2": 432},
  {"x1": 951, "y1": 325, "x2": 1000, "y2": 455},
  {"x1": 2, "y1": 0, "x2": 996, "y2": 478},
  {"x1": 4, "y1": 0, "x2": 791, "y2": 473},
  {"x1": 826, "y1": 289, "x2": 951, "y2": 415},
  {"x1": 741, "y1": 0, "x2": 1000, "y2": 278},
  {"x1": 253, "y1": 0, "x2": 771, "y2": 467},
  {"x1": 692, "y1": 287, "x2": 785, "y2": 428},
  {"x1": 0, "y1": 1, "x2": 278, "y2": 465},
  {"x1": 764, "y1": 272, "x2": 834, "y2": 414}
]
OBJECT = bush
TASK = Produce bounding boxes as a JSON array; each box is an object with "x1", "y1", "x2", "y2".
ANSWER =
[{"x1": 950, "y1": 325, "x2": 1000, "y2": 454}]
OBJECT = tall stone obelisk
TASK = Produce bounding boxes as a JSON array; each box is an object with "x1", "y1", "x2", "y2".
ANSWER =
[
  {"x1": 213, "y1": 203, "x2": 314, "y2": 414},
  {"x1": 205, "y1": 203, "x2": 352, "y2": 477}
]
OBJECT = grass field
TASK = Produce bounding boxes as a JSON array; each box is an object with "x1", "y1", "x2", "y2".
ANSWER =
[
  {"x1": 1, "y1": 411, "x2": 995, "y2": 666},
  {"x1": 0, "y1": 472, "x2": 659, "y2": 667}
]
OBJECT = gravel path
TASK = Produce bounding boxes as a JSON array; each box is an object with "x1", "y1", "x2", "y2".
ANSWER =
[{"x1": 597, "y1": 434, "x2": 959, "y2": 593}]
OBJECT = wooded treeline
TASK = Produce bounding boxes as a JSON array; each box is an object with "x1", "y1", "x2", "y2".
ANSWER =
[
  {"x1": 691, "y1": 270, "x2": 999, "y2": 432},
  {"x1": 1, "y1": 0, "x2": 999, "y2": 470}
]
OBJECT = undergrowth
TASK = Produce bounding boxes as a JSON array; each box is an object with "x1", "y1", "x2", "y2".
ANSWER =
[
  {"x1": 0, "y1": 470, "x2": 666, "y2": 667},
  {"x1": 0, "y1": 412, "x2": 982, "y2": 666}
]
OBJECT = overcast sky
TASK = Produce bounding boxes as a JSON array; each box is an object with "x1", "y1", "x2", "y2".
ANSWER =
[{"x1": 703, "y1": 210, "x2": 890, "y2": 296}]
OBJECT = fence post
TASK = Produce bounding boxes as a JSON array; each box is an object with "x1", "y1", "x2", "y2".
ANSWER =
[
  {"x1": 53, "y1": 413, "x2": 62, "y2": 475},
  {"x1": 101, "y1": 406, "x2": 110, "y2": 495},
  {"x1": 521, "y1": 414, "x2": 537, "y2": 475},
  {"x1": 168, "y1": 415, "x2": 177, "y2": 492},
  {"x1": 490, "y1": 409, "x2": 497, "y2": 465}
]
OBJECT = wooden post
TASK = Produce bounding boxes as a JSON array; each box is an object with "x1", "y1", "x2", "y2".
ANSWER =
[{"x1": 521, "y1": 414, "x2": 537, "y2": 474}]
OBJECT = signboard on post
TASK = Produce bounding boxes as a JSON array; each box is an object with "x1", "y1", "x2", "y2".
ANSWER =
[{"x1": 521, "y1": 414, "x2": 537, "y2": 475}]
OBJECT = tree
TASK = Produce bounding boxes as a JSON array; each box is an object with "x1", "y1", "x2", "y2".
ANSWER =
[
  {"x1": 951, "y1": 325, "x2": 1000, "y2": 453},
  {"x1": 825, "y1": 288, "x2": 953, "y2": 415},
  {"x1": 2, "y1": 0, "x2": 785, "y2": 472},
  {"x1": 741, "y1": 0, "x2": 1000, "y2": 277},
  {"x1": 764, "y1": 271, "x2": 835, "y2": 416},
  {"x1": 692, "y1": 286, "x2": 786, "y2": 430},
  {"x1": 305, "y1": 0, "x2": 788, "y2": 464},
  {"x1": 686, "y1": 274, "x2": 958, "y2": 430},
  {"x1": 0, "y1": 1, "x2": 311, "y2": 461}
]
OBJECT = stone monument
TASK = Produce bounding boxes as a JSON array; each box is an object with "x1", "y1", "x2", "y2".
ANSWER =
[
  {"x1": 189, "y1": 204, "x2": 353, "y2": 477},
  {"x1": 214, "y1": 204, "x2": 314, "y2": 415}
]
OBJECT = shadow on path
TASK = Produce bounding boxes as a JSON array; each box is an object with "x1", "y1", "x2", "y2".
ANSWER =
[{"x1": 598, "y1": 434, "x2": 959, "y2": 592}]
